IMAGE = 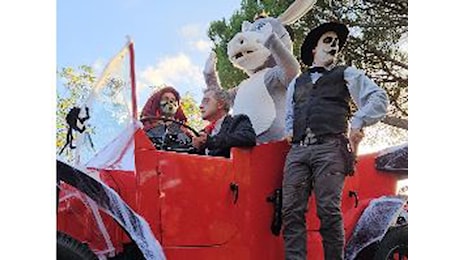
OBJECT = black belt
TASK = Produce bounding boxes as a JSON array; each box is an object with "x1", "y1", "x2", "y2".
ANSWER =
[{"x1": 293, "y1": 133, "x2": 345, "y2": 146}]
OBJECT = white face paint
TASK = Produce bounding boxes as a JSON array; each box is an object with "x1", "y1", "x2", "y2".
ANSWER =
[
  {"x1": 159, "y1": 92, "x2": 179, "y2": 117},
  {"x1": 312, "y1": 31, "x2": 340, "y2": 67}
]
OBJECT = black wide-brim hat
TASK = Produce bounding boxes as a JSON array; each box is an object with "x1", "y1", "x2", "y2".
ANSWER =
[{"x1": 300, "y1": 22, "x2": 349, "y2": 66}]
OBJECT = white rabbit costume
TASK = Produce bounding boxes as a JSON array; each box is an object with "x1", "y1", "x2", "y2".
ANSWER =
[{"x1": 203, "y1": 0, "x2": 316, "y2": 143}]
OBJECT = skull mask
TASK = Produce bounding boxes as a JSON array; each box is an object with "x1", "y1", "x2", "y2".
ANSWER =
[
  {"x1": 312, "y1": 31, "x2": 340, "y2": 67},
  {"x1": 159, "y1": 92, "x2": 179, "y2": 117}
]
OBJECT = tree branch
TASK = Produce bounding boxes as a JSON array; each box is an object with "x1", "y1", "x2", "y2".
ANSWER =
[
  {"x1": 381, "y1": 116, "x2": 408, "y2": 129},
  {"x1": 368, "y1": 47, "x2": 408, "y2": 69}
]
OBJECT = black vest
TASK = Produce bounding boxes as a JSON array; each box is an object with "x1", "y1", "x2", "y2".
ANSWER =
[{"x1": 293, "y1": 66, "x2": 351, "y2": 143}]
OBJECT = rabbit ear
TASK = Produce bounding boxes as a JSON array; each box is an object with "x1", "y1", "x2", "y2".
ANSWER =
[
  {"x1": 242, "y1": 21, "x2": 252, "y2": 32},
  {"x1": 278, "y1": 0, "x2": 317, "y2": 25}
]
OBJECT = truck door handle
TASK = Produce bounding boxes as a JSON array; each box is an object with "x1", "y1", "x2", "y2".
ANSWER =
[
  {"x1": 230, "y1": 182, "x2": 239, "y2": 204},
  {"x1": 348, "y1": 190, "x2": 359, "y2": 208}
]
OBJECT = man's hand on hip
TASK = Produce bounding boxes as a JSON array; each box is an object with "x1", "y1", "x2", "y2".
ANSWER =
[{"x1": 348, "y1": 128, "x2": 364, "y2": 155}]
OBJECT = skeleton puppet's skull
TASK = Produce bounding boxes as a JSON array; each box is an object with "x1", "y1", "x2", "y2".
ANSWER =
[{"x1": 159, "y1": 92, "x2": 179, "y2": 117}]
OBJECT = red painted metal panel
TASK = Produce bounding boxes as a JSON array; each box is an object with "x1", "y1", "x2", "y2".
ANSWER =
[
  {"x1": 229, "y1": 141, "x2": 288, "y2": 259},
  {"x1": 354, "y1": 152, "x2": 400, "y2": 198},
  {"x1": 158, "y1": 152, "x2": 236, "y2": 246},
  {"x1": 57, "y1": 183, "x2": 125, "y2": 255},
  {"x1": 134, "y1": 129, "x2": 162, "y2": 241},
  {"x1": 58, "y1": 128, "x2": 405, "y2": 259}
]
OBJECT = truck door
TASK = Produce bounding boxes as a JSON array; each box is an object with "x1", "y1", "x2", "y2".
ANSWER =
[{"x1": 157, "y1": 152, "x2": 237, "y2": 246}]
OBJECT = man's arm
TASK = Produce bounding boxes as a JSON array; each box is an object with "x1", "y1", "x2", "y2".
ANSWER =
[
  {"x1": 206, "y1": 115, "x2": 256, "y2": 149},
  {"x1": 344, "y1": 67, "x2": 389, "y2": 152},
  {"x1": 345, "y1": 67, "x2": 389, "y2": 129}
]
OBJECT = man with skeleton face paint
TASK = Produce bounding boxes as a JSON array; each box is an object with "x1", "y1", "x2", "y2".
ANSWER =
[{"x1": 282, "y1": 22, "x2": 389, "y2": 260}]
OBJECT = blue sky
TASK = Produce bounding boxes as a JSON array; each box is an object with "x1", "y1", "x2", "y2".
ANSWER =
[{"x1": 58, "y1": 0, "x2": 242, "y2": 105}]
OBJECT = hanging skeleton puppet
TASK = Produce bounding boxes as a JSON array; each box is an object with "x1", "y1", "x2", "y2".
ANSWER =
[
  {"x1": 59, "y1": 106, "x2": 92, "y2": 155},
  {"x1": 203, "y1": 0, "x2": 317, "y2": 143}
]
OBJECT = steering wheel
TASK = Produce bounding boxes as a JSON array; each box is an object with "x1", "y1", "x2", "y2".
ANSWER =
[{"x1": 140, "y1": 116, "x2": 200, "y2": 152}]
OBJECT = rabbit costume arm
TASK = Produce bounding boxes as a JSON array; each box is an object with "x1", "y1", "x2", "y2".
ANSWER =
[
  {"x1": 263, "y1": 32, "x2": 300, "y2": 88},
  {"x1": 203, "y1": 51, "x2": 238, "y2": 100}
]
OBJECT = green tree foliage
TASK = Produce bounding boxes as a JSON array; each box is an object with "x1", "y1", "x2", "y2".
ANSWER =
[
  {"x1": 208, "y1": 0, "x2": 408, "y2": 128},
  {"x1": 181, "y1": 93, "x2": 205, "y2": 131}
]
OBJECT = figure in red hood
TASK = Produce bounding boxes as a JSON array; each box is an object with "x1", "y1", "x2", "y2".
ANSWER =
[
  {"x1": 141, "y1": 86, "x2": 187, "y2": 131},
  {"x1": 141, "y1": 86, "x2": 192, "y2": 150}
]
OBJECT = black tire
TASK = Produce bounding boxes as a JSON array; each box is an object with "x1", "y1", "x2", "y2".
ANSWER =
[
  {"x1": 57, "y1": 232, "x2": 98, "y2": 260},
  {"x1": 373, "y1": 225, "x2": 408, "y2": 260}
]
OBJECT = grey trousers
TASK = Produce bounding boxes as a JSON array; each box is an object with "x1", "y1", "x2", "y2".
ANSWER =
[{"x1": 282, "y1": 138, "x2": 347, "y2": 260}]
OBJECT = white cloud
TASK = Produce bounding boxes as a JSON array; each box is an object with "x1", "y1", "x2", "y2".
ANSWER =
[
  {"x1": 192, "y1": 39, "x2": 212, "y2": 53},
  {"x1": 140, "y1": 53, "x2": 202, "y2": 86},
  {"x1": 179, "y1": 23, "x2": 213, "y2": 53},
  {"x1": 179, "y1": 24, "x2": 203, "y2": 39},
  {"x1": 92, "y1": 58, "x2": 106, "y2": 75},
  {"x1": 179, "y1": 24, "x2": 216, "y2": 53},
  {"x1": 138, "y1": 53, "x2": 205, "y2": 102}
]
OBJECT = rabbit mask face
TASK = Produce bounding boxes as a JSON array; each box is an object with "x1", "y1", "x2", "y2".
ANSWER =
[
  {"x1": 227, "y1": 30, "x2": 271, "y2": 73},
  {"x1": 227, "y1": 17, "x2": 292, "y2": 75}
]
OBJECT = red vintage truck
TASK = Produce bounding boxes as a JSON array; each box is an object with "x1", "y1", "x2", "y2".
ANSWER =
[
  {"x1": 57, "y1": 121, "x2": 407, "y2": 260},
  {"x1": 57, "y1": 41, "x2": 407, "y2": 260}
]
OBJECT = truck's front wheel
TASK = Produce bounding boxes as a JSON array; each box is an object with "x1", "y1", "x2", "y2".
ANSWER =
[
  {"x1": 373, "y1": 225, "x2": 408, "y2": 260},
  {"x1": 57, "y1": 232, "x2": 98, "y2": 260}
]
